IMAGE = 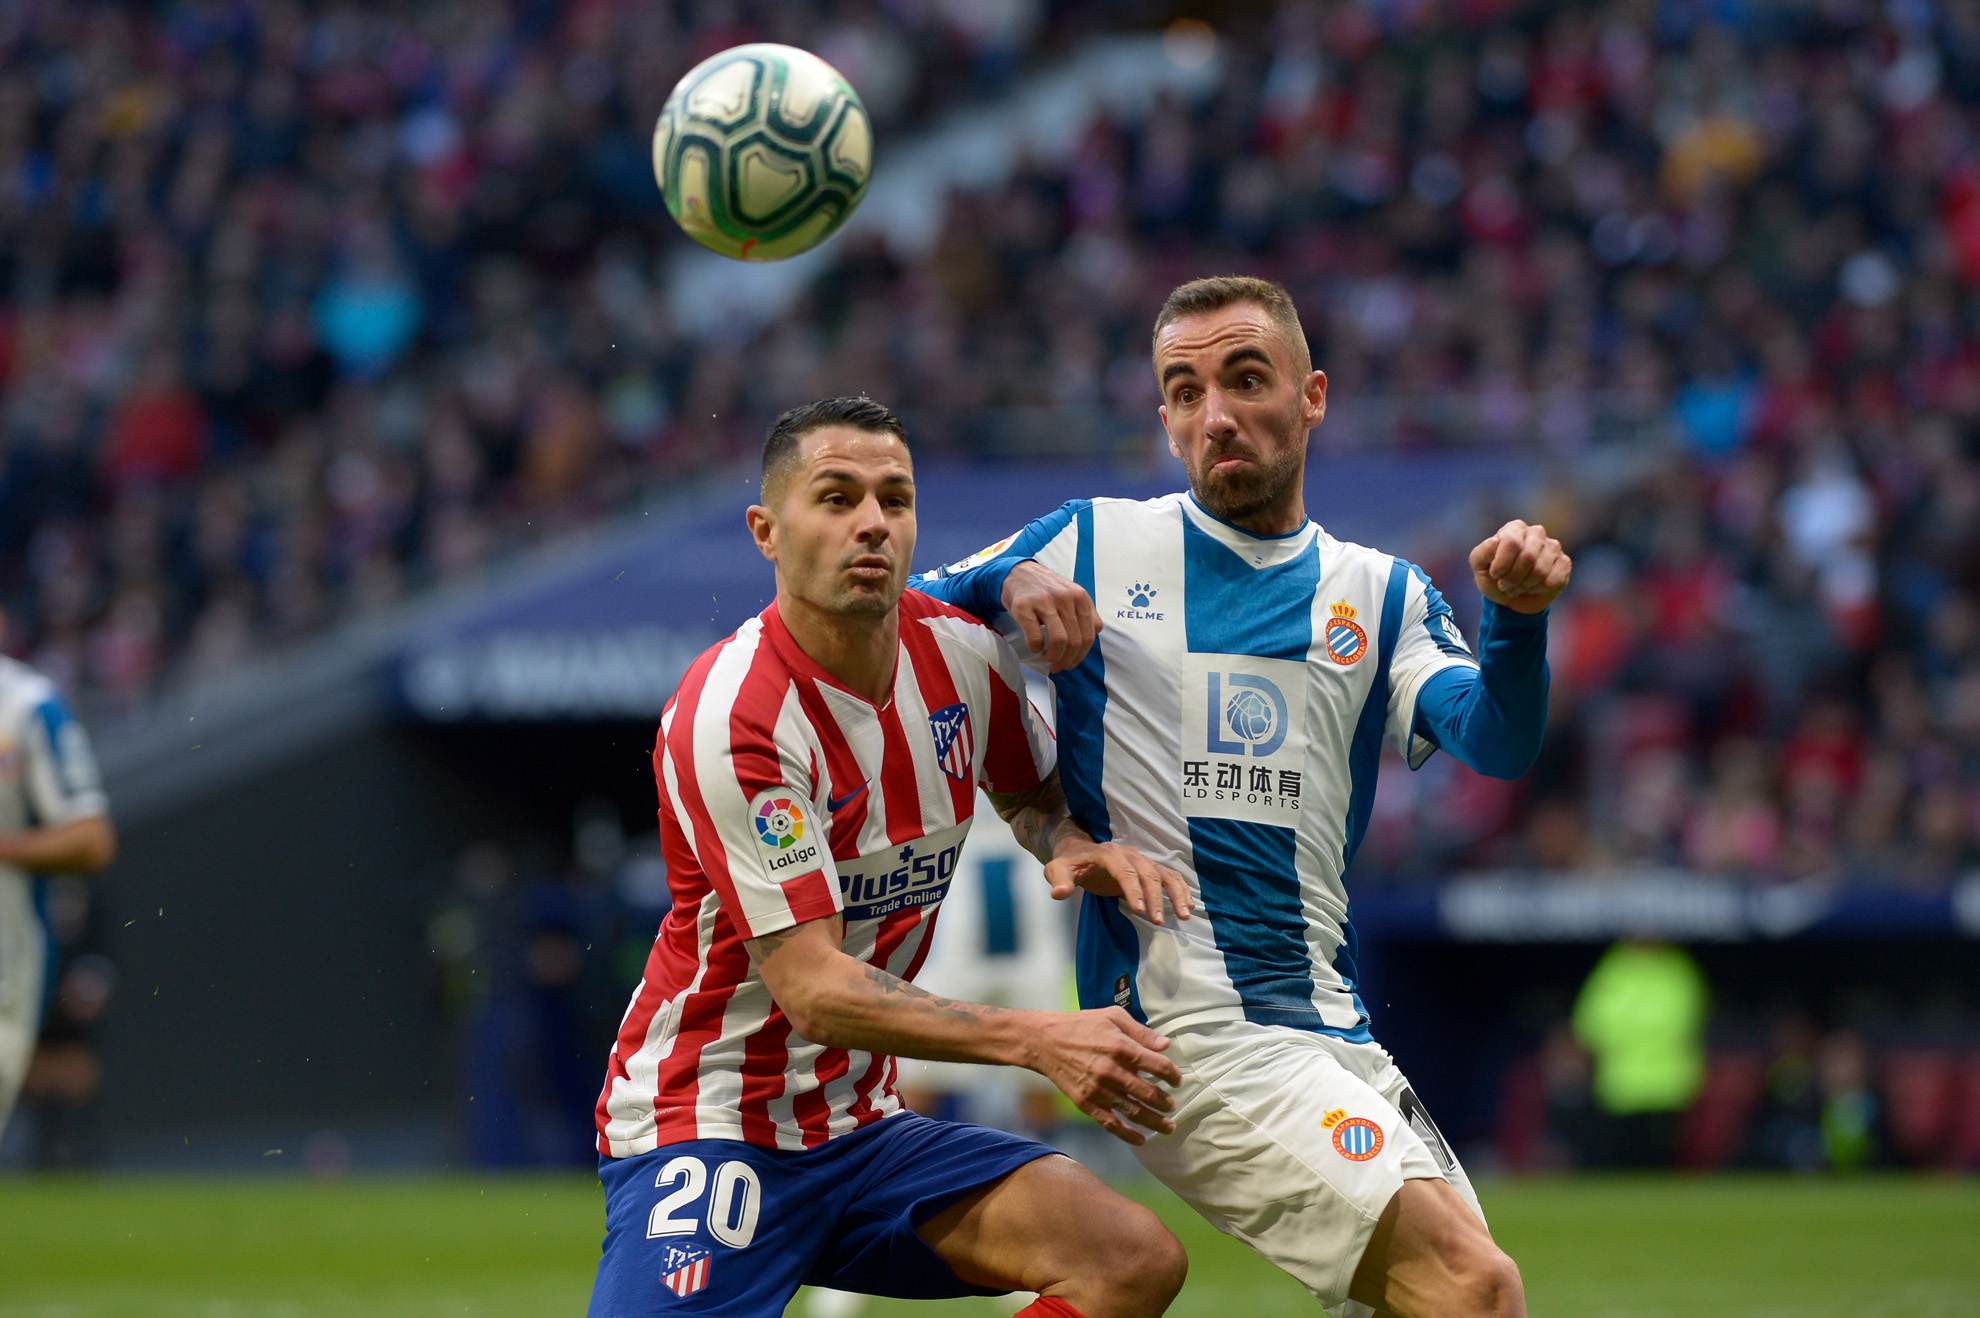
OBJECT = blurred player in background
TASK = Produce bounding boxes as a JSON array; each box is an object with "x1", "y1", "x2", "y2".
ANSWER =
[
  {"x1": 589, "y1": 398, "x2": 1189, "y2": 1318},
  {"x1": 0, "y1": 607, "x2": 117, "y2": 1145},
  {"x1": 919, "y1": 277, "x2": 1570, "y2": 1318},
  {"x1": 897, "y1": 776, "x2": 1075, "y2": 1139}
]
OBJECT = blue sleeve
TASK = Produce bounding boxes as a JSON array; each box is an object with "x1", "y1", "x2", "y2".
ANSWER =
[
  {"x1": 914, "y1": 500, "x2": 1086, "y2": 623},
  {"x1": 1411, "y1": 600, "x2": 1550, "y2": 780}
]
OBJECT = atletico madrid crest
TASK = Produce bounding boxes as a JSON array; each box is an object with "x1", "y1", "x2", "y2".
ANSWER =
[
  {"x1": 928, "y1": 703, "x2": 974, "y2": 783},
  {"x1": 659, "y1": 1243, "x2": 713, "y2": 1298},
  {"x1": 1325, "y1": 600, "x2": 1368, "y2": 666}
]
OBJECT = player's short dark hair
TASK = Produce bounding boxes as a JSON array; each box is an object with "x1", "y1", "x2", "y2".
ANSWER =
[
  {"x1": 1152, "y1": 275, "x2": 1312, "y2": 376},
  {"x1": 760, "y1": 396, "x2": 908, "y2": 501}
]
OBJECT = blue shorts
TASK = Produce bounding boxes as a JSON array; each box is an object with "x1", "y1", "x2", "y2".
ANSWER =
[{"x1": 588, "y1": 1112, "x2": 1058, "y2": 1317}]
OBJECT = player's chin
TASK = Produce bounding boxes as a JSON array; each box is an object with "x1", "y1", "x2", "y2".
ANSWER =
[{"x1": 835, "y1": 579, "x2": 903, "y2": 616}]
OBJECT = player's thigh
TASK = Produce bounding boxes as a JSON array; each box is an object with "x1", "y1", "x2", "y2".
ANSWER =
[
  {"x1": 590, "y1": 1145, "x2": 824, "y2": 1317},
  {"x1": 915, "y1": 1152, "x2": 1180, "y2": 1296},
  {"x1": 1132, "y1": 1027, "x2": 1439, "y2": 1312},
  {"x1": 804, "y1": 1114, "x2": 1066, "y2": 1302},
  {"x1": 1347, "y1": 1044, "x2": 1488, "y2": 1229},
  {"x1": 0, "y1": 896, "x2": 43, "y2": 1124},
  {"x1": 1348, "y1": 1177, "x2": 1523, "y2": 1318}
]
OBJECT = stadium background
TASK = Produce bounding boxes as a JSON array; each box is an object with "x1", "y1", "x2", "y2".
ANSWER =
[{"x1": 0, "y1": 0, "x2": 1978, "y2": 1313}]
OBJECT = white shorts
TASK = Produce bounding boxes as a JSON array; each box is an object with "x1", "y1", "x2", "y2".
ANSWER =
[
  {"x1": 1132, "y1": 1019, "x2": 1482, "y2": 1317},
  {"x1": 0, "y1": 876, "x2": 46, "y2": 1133}
]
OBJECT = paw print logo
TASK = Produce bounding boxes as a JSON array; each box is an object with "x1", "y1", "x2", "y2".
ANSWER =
[{"x1": 1127, "y1": 582, "x2": 1157, "y2": 608}]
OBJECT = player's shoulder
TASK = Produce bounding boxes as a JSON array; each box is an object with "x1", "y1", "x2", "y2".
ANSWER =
[
  {"x1": 900, "y1": 589, "x2": 1023, "y2": 669},
  {"x1": 898, "y1": 585, "x2": 984, "y2": 627},
  {"x1": 1097, "y1": 491, "x2": 1189, "y2": 521},
  {"x1": 0, "y1": 656, "x2": 63, "y2": 714},
  {"x1": 1318, "y1": 527, "x2": 1415, "y2": 577},
  {"x1": 1027, "y1": 491, "x2": 1187, "y2": 528},
  {"x1": 664, "y1": 613, "x2": 792, "y2": 736}
]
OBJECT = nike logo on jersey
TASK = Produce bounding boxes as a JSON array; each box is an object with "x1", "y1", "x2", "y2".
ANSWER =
[{"x1": 827, "y1": 781, "x2": 869, "y2": 812}]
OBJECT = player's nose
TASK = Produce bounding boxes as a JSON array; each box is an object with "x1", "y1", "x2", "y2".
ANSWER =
[
  {"x1": 852, "y1": 495, "x2": 890, "y2": 540},
  {"x1": 1200, "y1": 387, "x2": 1240, "y2": 438}
]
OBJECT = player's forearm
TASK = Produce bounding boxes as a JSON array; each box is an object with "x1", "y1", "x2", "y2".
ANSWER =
[
  {"x1": 0, "y1": 816, "x2": 116, "y2": 872},
  {"x1": 985, "y1": 772, "x2": 1087, "y2": 866},
  {"x1": 780, "y1": 953, "x2": 1039, "y2": 1068},
  {"x1": 1417, "y1": 602, "x2": 1550, "y2": 778},
  {"x1": 914, "y1": 555, "x2": 1028, "y2": 622}
]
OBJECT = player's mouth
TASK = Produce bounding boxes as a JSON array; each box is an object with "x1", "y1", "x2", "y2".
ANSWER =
[{"x1": 844, "y1": 553, "x2": 893, "y2": 582}]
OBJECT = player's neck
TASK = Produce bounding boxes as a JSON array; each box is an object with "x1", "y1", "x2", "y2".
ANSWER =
[
  {"x1": 778, "y1": 595, "x2": 900, "y2": 705},
  {"x1": 1196, "y1": 489, "x2": 1308, "y2": 538}
]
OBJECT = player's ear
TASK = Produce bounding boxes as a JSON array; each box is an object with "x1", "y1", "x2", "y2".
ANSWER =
[
  {"x1": 1303, "y1": 370, "x2": 1327, "y2": 428},
  {"x1": 1160, "y1": 406, "x2": 1181, "y2": 460},
  {"x1": 746, "y1": 504, "x2": 778, "y2": 563}
]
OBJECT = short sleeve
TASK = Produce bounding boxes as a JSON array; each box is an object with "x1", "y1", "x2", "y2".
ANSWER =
[
  {"x1": 1384, "y1": 561, "x2": 1480, "y2": 769},
  {"x1": 658, "y1": 668, "x2": 841, "y2": 941},
  {"x1": 977, "y1": 632, "x2": 1057, "y2": 796},
  {"x1": 21, "y1": 691, "x2": 108, "y2": 826}
]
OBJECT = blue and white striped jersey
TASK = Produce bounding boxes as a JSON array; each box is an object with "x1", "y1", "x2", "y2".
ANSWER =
[
  {"x1": 0, "y1": 658, "x2": 108, "y2": 1050},
  {"x1": 919, "y1": 492, "x2": 1492, "y2": 1041}
]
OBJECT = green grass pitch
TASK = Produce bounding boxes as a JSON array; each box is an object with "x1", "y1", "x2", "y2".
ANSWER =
[{"x1": 1, "y1": 1174, "x2": 1975, "y2": 1316}]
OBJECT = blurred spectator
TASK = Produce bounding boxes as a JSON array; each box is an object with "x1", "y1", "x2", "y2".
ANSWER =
[
  {"x1": 428, "y1": 804, "x2": 652, "y2": 1167},
  {"x1": 1571, "y1": 940, "x2": 1710, "y2": 1166}
]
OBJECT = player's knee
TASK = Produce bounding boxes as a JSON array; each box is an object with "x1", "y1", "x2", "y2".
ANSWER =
[
  {"x1": 1449, "y1": 1242, "x2": 1524, "y2": 1318},
  {"x1": 1092, "y1": 1202, "x2": 1187, "y2": 1307}
]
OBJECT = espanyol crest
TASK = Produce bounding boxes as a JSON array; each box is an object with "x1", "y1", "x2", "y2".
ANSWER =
[
  {"x1": 928, "y1": 703, "x2": 974, "y2": 783},
  {"x1": 1325, "y1": 600, "x2": 1368, "y2": 666}
]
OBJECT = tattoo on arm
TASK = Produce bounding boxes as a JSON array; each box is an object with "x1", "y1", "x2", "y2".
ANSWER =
[
  {"x1": 986, "y1": 772, "x2": 1087, "y2": 864},
  {"x1": 743, "y1": 929, "x2": 795, "y2": 966},
  {"x1": 858, "y1": 962, "x2": 995, "y2": 1026}
]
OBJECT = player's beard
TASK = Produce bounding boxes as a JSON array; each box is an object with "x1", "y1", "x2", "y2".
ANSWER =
[
  {"x1": 1184, "y1": 427, "x2": 1305, "y2": 526},
  {"x1": 830, "y1": 549, "x2": 903, "y2": 618}
]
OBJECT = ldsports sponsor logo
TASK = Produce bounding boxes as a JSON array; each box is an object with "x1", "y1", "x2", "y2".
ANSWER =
[{"x1": 1178, "y1": 652, "x2": 1307, "y2": 827}]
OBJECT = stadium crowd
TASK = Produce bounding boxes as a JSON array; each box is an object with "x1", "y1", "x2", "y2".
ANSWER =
[{"x1": 2, "y1": 0, "x2": 1980, "y2": 892}]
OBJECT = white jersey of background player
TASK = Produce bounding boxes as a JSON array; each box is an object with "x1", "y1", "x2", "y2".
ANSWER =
[
  {"x1": 919, "y1": 279, "x2": 1569, "y2": 1318},
  {"x1": 899, "y1": 675, "x2": 1072, "y2": 1130},
  {"x1": 0, "y1": 641, "x2": 117, "y2": 1139}
]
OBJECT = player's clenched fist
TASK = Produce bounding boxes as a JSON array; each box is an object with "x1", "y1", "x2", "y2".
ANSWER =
[
  {"x1": 1469, "y1": 519, "x2": 1571, "y2": 615},
  {"x1": 1000, "y1": 559, "x2": 1102, "y2": 671},
  {"x1": 1024, "y1": 1007, "x2": 1183, "y2": 1146}
]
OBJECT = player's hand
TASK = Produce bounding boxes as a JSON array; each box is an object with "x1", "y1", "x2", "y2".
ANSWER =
[
  {"x1": 1024, "y1": 1008, "x2": 1182, "y2": 1145},
  {"x1": 1045, "y1": 837, "x2": 1193, "y2": 925},
  {"x1": 1469, "y1": 519, "x2": 1571, "y2": 615},
  {"x1": 1001, "y1": 560, "x2": 1101, "y2": 671}
]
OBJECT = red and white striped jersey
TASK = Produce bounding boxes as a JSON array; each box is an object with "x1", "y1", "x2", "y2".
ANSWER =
[{"x1": 596, "y1": 589, "x2": 1055, "y2": 1157}]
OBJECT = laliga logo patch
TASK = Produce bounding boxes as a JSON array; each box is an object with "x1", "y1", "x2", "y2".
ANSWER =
[
  {"x1": 1326, "y1": 601, "x2": 1368, "y2": 665},
  {"x1": 748, "y1": 789, "x2": 822, "y2": 874},
  {"x1": 943, "y1": 534, "x2": 1015, "y2": 575},
  {"x1": 1323, "y1": 1109, "x2": 1384, "y2": 1161},
  {"x1": 754, "y1": 796, "x2": 806, "y2": 849}
]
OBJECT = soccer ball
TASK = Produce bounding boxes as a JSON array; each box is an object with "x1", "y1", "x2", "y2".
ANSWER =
[
  {"x1": 1225, "y1": 688, "x2": 1277, "y2": 744},
  {"x1": 652, "y1": 44, "x2": 873, "y2": 262}
]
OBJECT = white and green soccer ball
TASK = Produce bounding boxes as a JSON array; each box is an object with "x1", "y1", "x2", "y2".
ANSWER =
[{"x1": 653, "y1": 43, "x2": 873, "y2": 262}]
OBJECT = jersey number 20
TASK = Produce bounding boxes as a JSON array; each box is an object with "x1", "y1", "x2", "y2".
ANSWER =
[{"x1": 646, "y1": 1155, "x2": 763, "y2": 1248}]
